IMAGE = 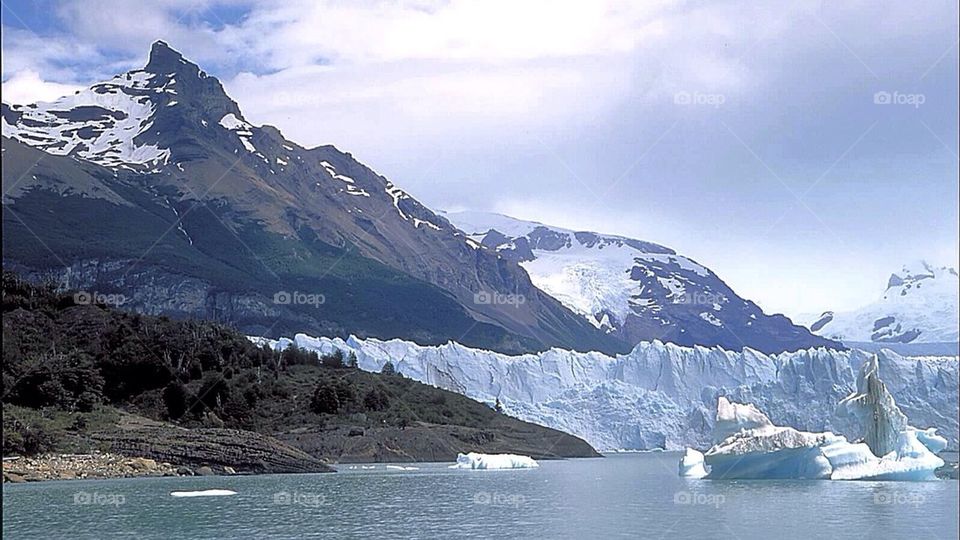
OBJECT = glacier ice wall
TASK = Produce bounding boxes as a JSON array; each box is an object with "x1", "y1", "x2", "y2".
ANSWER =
[{"x1": 258, "y1": 334, "x2": 958, "y2": 452}]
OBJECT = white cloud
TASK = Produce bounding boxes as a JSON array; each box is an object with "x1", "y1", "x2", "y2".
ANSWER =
[
  {"x1": 0, "y1": 0, "x2": 955, "y2": 315},
  {"x1": 1, "y1": 69, "x2": 81, "y2": 104}
]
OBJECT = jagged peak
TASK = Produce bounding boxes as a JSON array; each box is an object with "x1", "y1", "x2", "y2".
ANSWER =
[{"x1": 146, "y1": 40, "x2": 188, "y2": 72}]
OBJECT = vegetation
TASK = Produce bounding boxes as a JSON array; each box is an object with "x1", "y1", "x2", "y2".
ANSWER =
[
  {"x1": 1, "y1": 271, "x2": 526, "y2": 456},
  {"x1": 1, "y1": 188, "x2": 531, "y2": 352}
]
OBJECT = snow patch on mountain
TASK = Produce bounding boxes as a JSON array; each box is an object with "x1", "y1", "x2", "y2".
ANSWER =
[
  {"x1": 253, "y1": 333, "x2": 958, "y2": 452},
  {"x1": 2, "y1": 70, "x2": 174, "y2": 170}
]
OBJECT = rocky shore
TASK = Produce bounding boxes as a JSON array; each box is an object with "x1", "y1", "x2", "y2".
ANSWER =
[
  {"x1": 1, "y1": 451, "x2": 294, "y2": 483},
  {"x1": 3, "y1": 413, "x2": 335, "y2": 483},
  {"x1": 2, "y1": 453, "x2": 183, "y2": 483}
]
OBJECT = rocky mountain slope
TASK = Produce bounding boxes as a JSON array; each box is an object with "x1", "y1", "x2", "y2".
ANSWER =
[
  {"x1": 800, "y1": 261, "x2": 959, "y2": 345},
  {"x1": 270, "y1": 333, "x2": 959, "y2": 453},
  {"x1": 2, "y1": 41, "x2": 621, "y2": 355},
  {"x1": 444, "y1": 211, "x2": 839, "y2": 354}
]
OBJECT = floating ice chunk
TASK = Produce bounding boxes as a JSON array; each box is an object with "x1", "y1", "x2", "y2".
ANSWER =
[
  {"x1": 913, "y1": 428, "x2": 948, "y2": 454},
  {"x1": 678, "y1": 448, "x2": 708, "y2": 478},
  {"x1": 712, "y1": 397, "x2": 773, "y2": 442},
  {"x1": 451, "y1": 452, "x2": 539, "y2": 470},
  {"x1": 385, "y1": 465, "x2": 419, "y2": 471},
  {"x1": 836, "y1": 354, "x2": 909, "y2": 456},
  {"x1": 689, "y1": 356, "x2": 946, "y2": 481},
  {"x1": 704, "y1": 423, "x2": 836, "y2": 480},
  {"x1": 170, "y1": 490, "x2": 237, "y2": 497}
]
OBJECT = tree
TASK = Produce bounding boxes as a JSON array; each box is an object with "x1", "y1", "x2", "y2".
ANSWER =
[
  {"x1": 333, "y1": 378, "x2": 356, "y2": 408},
  {"x1": 8, "y1": 350, "x2": 104, "y2": 411},
  {"x1": 346, "y1": 351, "x2": 359, "y2": 368},
  {"x1": 163, "y1": 382, "x2": 189, "y2": 419},
  {"x1": 197, "y1": 374, "x2": 230, "y2": 411},
  {"x1": 321, "y1": 349, "x2": 345, "y2": 369},
  {"x1": 494, "y1": 397, "x2": 504, "y2": 414},
  {"x1": 363, "y1": 388, "x2": 390, "y2": 411},
  {"x1": 380, "y1": 361, "x2": 397, "y2": 376},
  {"x1": 311, "y1": 383, "x2": 340, "y2": 414}
]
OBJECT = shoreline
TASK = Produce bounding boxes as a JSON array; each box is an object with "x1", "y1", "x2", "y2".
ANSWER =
[
  {"x1": 2, "y1": 451, "x2": 593, "y2": 484},
  {"x1": 2, "y1": 453, "x2": 224, "y2": 483}
]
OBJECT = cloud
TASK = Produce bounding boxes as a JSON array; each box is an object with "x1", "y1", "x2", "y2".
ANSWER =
[
  {"x1": 231, "y1": 0, "x2": 674, "y2": 65},
  {"x1": 1, "y1": 69, "x2": 81, "y2": 104},
  {"x1": 0, "y1": 0, "x2": 956, "y2": 316}
]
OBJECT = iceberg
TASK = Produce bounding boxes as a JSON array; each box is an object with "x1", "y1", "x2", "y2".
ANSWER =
[
  {"x1": 678, "y1": 448, "x2": 708, "y2": 478},
  {"x1": 170, "y1": 490, "x2": 237, "y2": 497},
  {"x1": 683, "y1": 355, "x2": 946, "y2": 481},
  {"x1": 451, "y1": 452, "x2": 539, "y2": 470}
]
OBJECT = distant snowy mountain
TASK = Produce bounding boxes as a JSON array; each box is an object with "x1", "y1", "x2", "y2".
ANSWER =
[
  {"x1": 261, "y1": 333, "x2": 959, "y2": 452},
  {"x1": 801, "y1": 261, "x2": 959, "y2": 344},
  {"x1": 443, "y1": 211, "x2": 838, "y2": 354}
]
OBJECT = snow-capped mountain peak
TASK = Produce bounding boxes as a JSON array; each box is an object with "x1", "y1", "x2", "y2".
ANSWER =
[
  {"x1": 803, "y1": 261, "x2": 959, "y2": 344},
  {"x1": 2, "y1": 42, "x2": 624, "y2": 356},
  {"x1": 443, "y1": 211, "x2": 838, "y2": 354},
  {"x1": 0, "y1": 41, "x2": 242, "y2": 172}
]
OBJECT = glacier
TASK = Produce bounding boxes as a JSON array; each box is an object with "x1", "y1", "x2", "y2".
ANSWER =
[
  {"x1": 252, "y1": 334, "x2": 958, "y2": 453},
  {"x1": 690, "y1": 356, "x2": 947, "y2": 480},
  {"x1": 452, "y1": 453, "x2": 539, "y2": 470}
]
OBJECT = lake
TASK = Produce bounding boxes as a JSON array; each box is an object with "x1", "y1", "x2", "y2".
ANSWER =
[{"x1": 3, "y1": 453, "x2": 958, "y2": 539}]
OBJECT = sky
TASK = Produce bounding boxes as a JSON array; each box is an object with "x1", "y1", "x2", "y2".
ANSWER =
[{"x1": 2, "y1": 0, "x2": 958, "y2": 317}]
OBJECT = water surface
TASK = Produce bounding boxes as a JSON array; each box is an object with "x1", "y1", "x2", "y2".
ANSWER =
[{"x1": 3, "y1": 453, "x2": 957, "y2": 539}]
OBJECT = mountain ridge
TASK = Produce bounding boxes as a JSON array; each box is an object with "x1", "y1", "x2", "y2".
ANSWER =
[
  {"x1": 443, "y1": 210, "x2": 841, "y2": 354},
  {"x1": 2, "y1": 41, "x2": 625, "y2": 355}
]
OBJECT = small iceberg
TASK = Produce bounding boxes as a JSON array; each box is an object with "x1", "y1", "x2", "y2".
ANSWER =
[
  {"x1": 680, "y1": 355, "x2": 946, "y2": 481},
  {"x1": 678, "y1": 448, "x2": 708, "y2": 478},
  {"x1": 451, "y1": 452, "x2": 539, "y2": 470},
  {"x1": 170, "y1": 489, "x2": 237, "y2": 497},
  {"x1": 385, "y1": 465, "x2": 419, "y2": 471}
]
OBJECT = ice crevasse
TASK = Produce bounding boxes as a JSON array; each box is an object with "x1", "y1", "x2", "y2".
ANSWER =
[{"x1": 682, "y1": 355, "x2": 947, "y2": 481}]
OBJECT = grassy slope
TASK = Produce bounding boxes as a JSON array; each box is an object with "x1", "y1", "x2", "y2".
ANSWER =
[{"x1": 2, "y1": 187, "x2": 532, "y2": 350}]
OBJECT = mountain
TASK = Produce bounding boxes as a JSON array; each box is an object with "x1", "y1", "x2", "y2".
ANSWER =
[
  {"x1": 268, "y1": 333, "x2": 959, "y2": 452},
  {"x1": 1, "y1": 41, "x2": 624, "y2": 355},
  {"x1": 801, "y1": 261, "x2": 959, "y2": 345},
  {"x1": 442, "y1": 211, "x2": 839, "y2": 354}
]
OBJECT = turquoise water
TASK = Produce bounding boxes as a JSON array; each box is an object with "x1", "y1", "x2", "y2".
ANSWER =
[{"x1": 3, "y1": 453, "x2": 958, "y2": 539}]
